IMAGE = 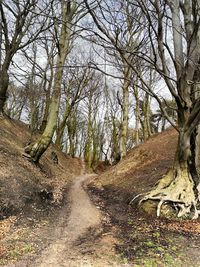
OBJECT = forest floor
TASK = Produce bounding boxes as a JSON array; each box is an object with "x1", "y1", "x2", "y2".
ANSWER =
[
  {"x1": 2, "y1": 165, "x2": 200, "y2": 267},
  {"x1": 1, "y1": 119, "x2": 200, "y2": 266},
  {"x1": 87, "y1": 184, "x2": 200, "y2": 267},
  {"x1": 87, "y1": 128, "x2": 200, "y2": 266},
  {"x1": 1, "y1": 175, "x2": 124, "y2": 267},
  {"x1": 1, "y1": 173, "x2": 128, "y2": 267}
]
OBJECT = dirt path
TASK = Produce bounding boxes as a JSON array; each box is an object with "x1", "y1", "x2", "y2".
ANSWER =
[
  {"x1": 22, "y1": 174, "x2": 122, "y2": 267},
  {"x1": 28, "y1": 174, "x2": 99, "y2": 267}
]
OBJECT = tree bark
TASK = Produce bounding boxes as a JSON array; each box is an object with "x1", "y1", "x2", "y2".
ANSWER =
[
  {"x1": 40, "y1": 89, "x2": 51, "y2": 133},
  {"x1": 55, "y1": 99, "x2": 71, "y2": 148},
  {"x1": 84, "y1": 98, "x2": 93, "y2": 169},
  {"x1": 24, "y1": 52, "x2": 65, "y2": 162},
  {"x1": 120, "y1": 66, "x2": 131, "y2": 159},
  {"x1": 24, "y1": 1, "x2": 74, "y2": 162},
  {"x1": 67, "y1": 111, "x2": 77, "y2": 157},
  {"x1": 133, "y1": 82, "x2": 140, "y2": 145},
  {"x1": 0, "y1": 68, "x2": 9, "y2": 113},
  {"x1": 139, "y1": 126, "x2": 200, "y2": 218}
]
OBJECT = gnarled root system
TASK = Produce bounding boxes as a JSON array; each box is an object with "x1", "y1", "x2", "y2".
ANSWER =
[{"x1": 131, "y1": 169, "x2": 200, "y2": 219}]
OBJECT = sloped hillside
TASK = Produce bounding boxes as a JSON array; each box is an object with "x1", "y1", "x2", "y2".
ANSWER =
[
  {"x1": 87, "y1": 129, "x2": 200, "y2": 266},
  {"x1": 0, "y1": 116, "x2": 82, "y2": 219},
  {"x1": 91, "y1": 128, "x2": 177, "y2": 197}
]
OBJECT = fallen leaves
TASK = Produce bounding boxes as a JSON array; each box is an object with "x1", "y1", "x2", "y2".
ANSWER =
[
  {"x1": 162, "y1": 220, "x2": 200, "y2": 235},
  {"x1": 0, "y1": 216, "x2": 17, "y2": 240}
]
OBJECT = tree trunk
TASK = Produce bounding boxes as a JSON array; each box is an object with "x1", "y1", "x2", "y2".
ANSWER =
[
  {"x1": 142, "y1": 99, "x2": 148, "y2": 142},
  {"x1": 40, "y1": 89, "x2": 51, "y2": 133},
  {"x1": 67, "y1": 112, "x2": 76, "y2": 157},
  {"x1": 120, "y1": 66, "x2": 131, "y2": 159},
  {"x1": 55, "y1": 100, "x2": 71, "y2": 148},
  {"x1": 30, "y1": 104, "x2": 39, "y2": 133},
  {"x1": 146, "y1": 96, "x2": 152, "y2": 137},
  {"x1": 24, "y1": 1, "x2": 73, "y2": 162},
  {"x1": 84, "y1": 103, "x2": 93, "y2": 169},
  {"x1": 134, "y1": 83, "x2": 140, "y2": 145},
  {"x1": 24, "y1": 57, "x2": 64, "y2": 162},
  {"x1": 55, "y1": 120, "x2": 65, "y2": 149},
  {"x1": 139, "y1": 128, "x2": 200, "y2": 218},
  {"x1": 142, "y1": 93, "x2": 152, "y2": 141},
  {"x1": 0, "y1": 69, "x2": 9, "y2": 113},
  {"x1": 40, "y1": 48, "x2": 54, "y2": 132},
  {"x1": 110, "y1": 115, "x2": 120, "y2": 163},
  {"x1": 196, "y1": 126, "x2": 200, "y2": 168}
]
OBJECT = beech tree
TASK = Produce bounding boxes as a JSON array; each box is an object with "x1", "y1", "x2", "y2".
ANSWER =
[
  {"x1": 83, "y1": 72, "x2": 102, "y2": 169},
  {"x1": 135, "y1": 0, "x2": 200, "y2": 218},
  {"x1": 55, "y1": 66, "x2": 93, "y2": 148},
  {"x1": 84, "y1": 0, "x2": 142, "y2": 159},
  {"x1": 24, "y1": 0, "x2": 79, "y2": 162},
  {"x1": 39, "y1": 36, "x2": 56, "y2": 133},
  {"x1": 84, "y1": 0, "x2": 200, "y2": 218},
  {"x1": 0, "y1": 0, "x2": 51, "y2": 114}
]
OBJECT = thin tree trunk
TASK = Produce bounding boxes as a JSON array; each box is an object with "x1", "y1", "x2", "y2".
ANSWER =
[
  {"x1": 146, "y1": 95, "x2": 152, "y2": 137},
  {"x1": 84, "y1": 100, "x2": 93, "y2": 169},
  {"x1": 67, "y1": 111, "x2": 76, "y2": 157},
  {"x1": 111, "y1": 116, "x2": 120, "y2": 162},
  {"x1": 134, "y1": 84, "x2": 140, "y2": 146},
  {"x1": 142, "y1": 99, "x2": 148, "y2": 142},
  {"x1": 120, "y1": 66, "x2": 131, "y2": 159},
  {"x1": 142, "y1": 93, "x2": 152, "y2": 141}
]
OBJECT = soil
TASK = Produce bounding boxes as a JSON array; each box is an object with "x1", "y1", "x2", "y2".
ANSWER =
[
  {"x1": 87, "y1": 184, "x2": 200, "y2": 267},
  {"x1": 0, "y1": 116, "x2": 82, "y2": 214},
  {"x1": 1, "y1": 121, "x2": 200, "y2": 267},
  {"x1": 1, "y1": 173, "x2": 126, "y2": 267},
  {"x1": 86, "y1": 128, "x2": 200, "y2": 266}
]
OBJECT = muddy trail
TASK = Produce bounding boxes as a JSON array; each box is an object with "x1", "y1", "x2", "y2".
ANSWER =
[{"x1": 5, "y1": 173, "x2": 125, "y2": 267}]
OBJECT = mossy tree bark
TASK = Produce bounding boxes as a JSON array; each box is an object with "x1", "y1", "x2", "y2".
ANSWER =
[
  {"x1": 0, "y1": 52, "x2": 14, "y2": 113},
  {"x1": 0, "y1": 67, "x2": 9, "y2": 113},
  {"x1": 111, "y1": 115, "x2": 120, "y2": 163},
  {"x1": 24, "y1": 0, "x2": 76, "y2": 162},
  {"x1": 140, "y1": 120, "x2": 200, "y2": 218}
]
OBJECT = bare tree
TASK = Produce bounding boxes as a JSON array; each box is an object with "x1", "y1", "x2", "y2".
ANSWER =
[
  {"x1": 24, "y1": 0, "x2": 79, "y2": 162},
  {"x1": 84, "y1": 0, "x2": 200, "y2": 218},
  {"x1": 0, "y1": 0, "x2": 51, "y2": 114},
  {"x1": 55, "y1": 65, "x2": 92, "y2": 148},
  {"x1": 83, "y1": 72, "x2": 102, "y2": 169}
]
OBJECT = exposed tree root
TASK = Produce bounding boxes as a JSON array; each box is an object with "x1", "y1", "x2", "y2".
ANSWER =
[{"x1": 131, "y1": 169, "x2": 200, "y2": 219}]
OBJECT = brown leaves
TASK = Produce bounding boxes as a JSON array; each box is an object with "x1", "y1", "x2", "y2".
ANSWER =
[
  {"x1": 0, "y1": 216, "x2": 17, "y2": 240},
  {"x1": 162, "y1": 220, "x2": 200, "y2": 235}
]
